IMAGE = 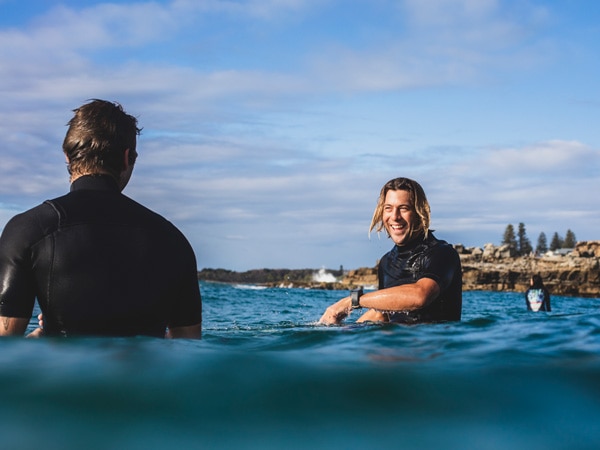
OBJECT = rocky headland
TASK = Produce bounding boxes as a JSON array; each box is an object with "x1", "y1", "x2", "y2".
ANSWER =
[
  {"x1": 198, "y1": 241, "x2": 600, "y2": 298},
  {"x1": 458, "y1": 241, "x2": 600, "y2": 297},
  {"x1": 340, "y1": 241, "x2": 600, "y2": 298}
]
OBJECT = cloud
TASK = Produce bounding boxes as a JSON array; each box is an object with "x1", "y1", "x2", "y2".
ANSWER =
[
  {"x1": 305, "y1": 0, "x2": 554, "y2": 92},
  {"x1": 0, "y1": 0, "x2": 556, "y2": 107},
  {"x1": 403, "y1": 0, "x2": 550, "y2": 38},
  {"x1": 0, "y1": 1, "x2": 597, "y2": 270},
  {"x1": 423, "y1": 139, "x2": 600, "y2": 247},
  {"x1": 485, "y1": 140, "x2": 597, "y2": 174}
]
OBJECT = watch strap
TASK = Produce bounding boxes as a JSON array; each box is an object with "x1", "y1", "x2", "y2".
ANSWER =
[{"x1": 351, "y1": 287, "x2": 363, "y2": 309}]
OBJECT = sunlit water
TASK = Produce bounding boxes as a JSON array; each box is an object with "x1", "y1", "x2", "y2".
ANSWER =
[{"x1": 1, "y1": 282, "x2": 599, "y2": 449}]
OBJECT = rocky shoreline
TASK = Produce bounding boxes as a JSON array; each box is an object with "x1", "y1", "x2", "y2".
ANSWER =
[
  {"x1": 458, "y1": 241, "x2": 600, "y2": 297},
  {"x1": 198, "y1": 241, "x2": 600, "y2": 298},
  {"x1": 340, "y1": 241, "x2": 600, "y2": 298}
]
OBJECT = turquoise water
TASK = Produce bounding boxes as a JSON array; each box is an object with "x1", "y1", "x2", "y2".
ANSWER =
[{"x1": 1, "y1": 282, "x2": 599, "y2": 449}]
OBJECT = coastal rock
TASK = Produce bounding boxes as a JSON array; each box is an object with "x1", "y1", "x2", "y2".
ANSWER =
[
  {"x1": 340, "y1": 267, "x2": 378, "y2": 289},
  {"x1": 342, "y1": 241, "x2": 600, "y2": 298},
  {"x1": 572, "y1": 241, "x2": 600, "y2": 258},
  {"x1": 198, "y1": 242, "x2": 600, "y2": 297}
]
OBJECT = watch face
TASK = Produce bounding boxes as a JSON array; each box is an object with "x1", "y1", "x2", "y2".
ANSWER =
[{"x1": 351, "y1": 290, "x2": 360, "y2": 307}]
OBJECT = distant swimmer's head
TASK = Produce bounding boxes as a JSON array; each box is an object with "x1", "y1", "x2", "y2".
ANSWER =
[
  {"x1": 369, "y1": 177, "x2": 431, "y2": 246},
  {"x1": 530, "y1": 274, "x2": 545, "y2": 289},
  {"x1": 63, "y1": 99, "x2": 141, "y2": 188}
]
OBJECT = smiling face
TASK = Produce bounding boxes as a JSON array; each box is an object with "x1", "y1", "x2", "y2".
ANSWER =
[
  {"x1": 369, "y1": 177, "x2": 431, "y2": 244},
  {"x1": 382, "y1": 189, "x2": 419, "y2": 246}
]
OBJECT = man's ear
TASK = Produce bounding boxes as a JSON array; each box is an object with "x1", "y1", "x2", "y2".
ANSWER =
[
  {"x1": 123, "y1": 149, "x2": 131, "y2": 169},
  {"x1": 124, "y1": 148, "x2": 137, "y2": 167}
]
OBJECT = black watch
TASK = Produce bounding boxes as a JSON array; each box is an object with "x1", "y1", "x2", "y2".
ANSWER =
[{"x1": 351, "y1": 287, "x2": 364, "y2": 309}]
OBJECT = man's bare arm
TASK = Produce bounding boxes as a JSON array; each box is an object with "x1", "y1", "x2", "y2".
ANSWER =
[
  {"x1": 166, "y1": 323, "x2": 202, "y2": 339},
  {"x1": 319, "y1": 278, "x2": 440, "y2": 325},
  {"x1": 0, "y1": 316, "x2": 29, "y2": 336},
  {"x1": 358, "y1": 277, "x2": 440, "y2": 312}
]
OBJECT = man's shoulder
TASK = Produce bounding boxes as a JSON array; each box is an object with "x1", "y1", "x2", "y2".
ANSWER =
[
  {"x1": 0, "y1": 201, "x2": 59, "y2": 249},
  {"x1": 423, "y1": 234, "x2": 460, "y2": 261},
  {"x1": 121, "y1": 196, "x2": 192, "y2": 246},
  {"x1": 4, "y1": 201, "x2": 58, "y2": 231},
  {"x1": 125, "y1": 196, "x2": 185, "y2": 233},
  {"x1": 423, "y1": 233, "x2": 449, "y2": 249},
  {"x1": 382, "y1": 234, "x2": 458, "y2": 259}
]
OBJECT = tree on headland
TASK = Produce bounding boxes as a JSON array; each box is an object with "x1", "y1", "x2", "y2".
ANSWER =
[
  {"x1": 517, "y1": 222, "x2": 533, "y2": 256},
  {"x1": 563, "y1": 229, "x2": 577, "y2": 248},
  {"x1": 501, "y1": 225, "x2": 577, "y2": 255},
  {"x1": 536, "y1": 232, "x2": 548, "y2": 254},
  {"x1": 502, "y1": 224, "x2": 517, "y2": 250},
  {"x1": 549, "y1": 232, "x2": 563, "y2": 251}
]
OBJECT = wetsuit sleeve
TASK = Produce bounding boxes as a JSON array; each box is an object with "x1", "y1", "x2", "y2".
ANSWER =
[
  {"x1": 0, "y1": 213, "x2": 39, "y2": 318},
  {"x1": 377, "y1": 257, "x2": 385, "y2": 290},
  {"x1": 167, "y1": 235, "x2": 202, "y2": 329},
  {"x1": 416, "y1": 244, "x2": 460, "y2": 292}
]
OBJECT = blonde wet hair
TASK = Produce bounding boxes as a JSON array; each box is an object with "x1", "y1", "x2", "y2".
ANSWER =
[{"x1": 369, "y1": 177, "x2": 431, "y2": 241}]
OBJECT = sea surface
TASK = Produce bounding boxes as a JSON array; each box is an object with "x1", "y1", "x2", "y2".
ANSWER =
[{"x1": 1, "y1": 282, "x2": 599, "y2": 450}]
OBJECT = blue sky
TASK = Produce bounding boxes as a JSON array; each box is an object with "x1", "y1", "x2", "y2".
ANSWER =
[{"x1": 1, "y1": 0, "x2": 599, "y2": 271}]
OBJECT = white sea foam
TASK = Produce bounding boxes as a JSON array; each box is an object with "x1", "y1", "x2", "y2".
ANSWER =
[
  {"x1": 312, "y1": 267, "x2": 337, "y2": 283},
  {"x1": 233, "y1": 284, "x2": 268, "y2": 290}
]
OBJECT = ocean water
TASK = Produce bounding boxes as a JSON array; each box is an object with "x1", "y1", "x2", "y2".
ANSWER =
[{"x1": 1, "y1": 282, "x2": 599, "y2": 450}]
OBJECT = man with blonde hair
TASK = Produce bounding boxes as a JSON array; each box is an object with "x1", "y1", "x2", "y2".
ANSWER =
[{"x1": 319, "y1": 177, "x2": 461, "y2": 325}]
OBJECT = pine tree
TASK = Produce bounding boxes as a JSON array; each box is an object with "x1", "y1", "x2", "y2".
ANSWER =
[
  {"x1": 549, "y1": 232, "x2": 563, "y2": 251},
  {"x1": 536, "y1": 232, "x2": 548, "y2": 254},
  {"x1": 563, "y1": 229, "x2": 577, "y2": 248},
  {"x1": 502, "y1": 224, "x2": 517, "y2": 249},
  {"x1": 517, "y1": 222, "x2": 533, "y2": 256}
]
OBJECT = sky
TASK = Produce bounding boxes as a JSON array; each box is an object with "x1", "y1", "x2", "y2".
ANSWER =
[{"x1": 0, "y1": 0, "x2": 599, "y2": 271}]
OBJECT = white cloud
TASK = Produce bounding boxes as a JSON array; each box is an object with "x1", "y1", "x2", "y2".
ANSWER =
[
  {"x1": 0, "y1": 1, "x2": 597, "y2": 270},
  {"x1": 0, "y1": 0, "x2": 556, "y2": 108},
  {"x1": 173, "y1": 0, "x2": 322, "y2": 20},
  {"x1": 481, "y1": 140, "x2": 598, "y2": 177},
  {"x1": 489, "y1": 140, "x2": 594, "y2": 172}
]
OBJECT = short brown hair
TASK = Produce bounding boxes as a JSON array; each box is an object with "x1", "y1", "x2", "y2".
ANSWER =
[
  {"x1": 369, "y1": 177, "x2": 431, "y2": 239},
  {"x1": 63, "y1": 99, "x2": 141, "y2": 180}
]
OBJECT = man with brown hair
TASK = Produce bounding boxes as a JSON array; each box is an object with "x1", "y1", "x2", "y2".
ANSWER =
[
  {"x1": 0, "y1": 99, "x2": 202, "y2": 338},
  {"x1": 319, "y1": 177, "x2": 462, "y2": 325}
]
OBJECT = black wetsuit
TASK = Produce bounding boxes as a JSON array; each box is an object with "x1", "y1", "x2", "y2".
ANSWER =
[
  {"x1": 0, "y1": 175, "x2": 202, "y2": 337},
  {"x1": 378, "y1": 233, "x2": 462, "y2": 323},
  {"x1": 525, "y1": 288, "x2": 551, "y2": 312}
]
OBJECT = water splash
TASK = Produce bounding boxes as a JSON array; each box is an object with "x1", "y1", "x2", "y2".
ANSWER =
[{"x1": 312, "y1": 267, "x2": 337, "y2": 283}]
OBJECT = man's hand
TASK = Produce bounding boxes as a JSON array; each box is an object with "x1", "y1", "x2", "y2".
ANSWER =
[
  {"x1": 26, "y1": 314, "x2": 44, "y2": 338},
  {"x1": 318, "y1": 296, "x2": 352, "y2": 325}
]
